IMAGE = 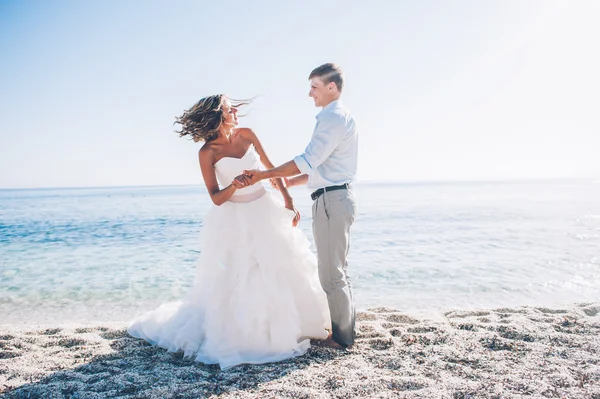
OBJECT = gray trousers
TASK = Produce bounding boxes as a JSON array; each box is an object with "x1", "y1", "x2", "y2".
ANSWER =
[{"x1": 312, "y1": 187, "x2": 357, "y2": 347}]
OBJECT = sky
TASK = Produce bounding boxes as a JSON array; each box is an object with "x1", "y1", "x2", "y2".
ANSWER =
[{"x1": 1, "y1": 0, "x2": 599, "y2": 189}]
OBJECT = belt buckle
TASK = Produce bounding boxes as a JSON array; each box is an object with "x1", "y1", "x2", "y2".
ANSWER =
[{"x1": 311, "y1": 188, "x2": 323, "y2": 201}]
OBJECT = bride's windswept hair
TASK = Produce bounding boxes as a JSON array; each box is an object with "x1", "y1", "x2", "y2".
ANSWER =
[{"x1": 175, "y1": 94, "x2": 251, "y2": 142}]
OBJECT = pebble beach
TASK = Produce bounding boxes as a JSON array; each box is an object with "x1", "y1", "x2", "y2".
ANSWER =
[{"x1": 1, "y1": 302, "x2": 599, "y2": 398}]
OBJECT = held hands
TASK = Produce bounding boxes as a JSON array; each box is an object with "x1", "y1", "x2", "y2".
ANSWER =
[
  {"x1": 231, "y1": 174, "x2": 251, "y2": 189},
  {"x1": 231, "y1": 169, "x2": 263, "y2": 189},
  {"x1": 242, "y1": 169, "x2": 264, "y2": 186}
]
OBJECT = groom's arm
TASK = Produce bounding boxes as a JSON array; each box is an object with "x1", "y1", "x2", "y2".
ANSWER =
[
  {"x1": 246, "y1": 113, "x2": 345, "y2": 184},
  {"x1": 287, "y1": 174, "x2": 308, "y2": 187},
  {"x1": 250, "y1": 160, "x2": 301, "y2": 182},
  {"x1": 244, "y1": 160, "x2": 304, "y2": 186}
]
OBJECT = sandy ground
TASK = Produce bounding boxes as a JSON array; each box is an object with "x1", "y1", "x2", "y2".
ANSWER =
[{"x1": 1, "y1": 302, "x2": 599, "y2": 399}]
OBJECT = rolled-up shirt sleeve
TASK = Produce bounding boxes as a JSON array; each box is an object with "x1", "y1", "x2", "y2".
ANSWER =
[{"x1": 293, "y1": 114, "x2": 345, "y2": 175}]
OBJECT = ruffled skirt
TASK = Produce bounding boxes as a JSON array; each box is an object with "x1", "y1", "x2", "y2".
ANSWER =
[{"x1": 127, "y1": 191, "x2": 330, "y2": 369}]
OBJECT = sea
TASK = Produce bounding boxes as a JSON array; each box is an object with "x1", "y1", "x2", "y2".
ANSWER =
[{"x1": 1, "y1": 179, "x2": 599, "y2": 325}]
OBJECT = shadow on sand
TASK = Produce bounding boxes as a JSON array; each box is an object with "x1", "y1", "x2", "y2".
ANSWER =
[{"x1": 2, "y1": 326, "x2": 346, "y2": 399}]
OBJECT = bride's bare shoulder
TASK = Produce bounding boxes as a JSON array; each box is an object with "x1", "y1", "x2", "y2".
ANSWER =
[
  {"x1": 235, "y1": 127, "x2": 257, "y2": 141},
  {"x1": 198, "y1": 142, "x2": 217, "y2": 160}
]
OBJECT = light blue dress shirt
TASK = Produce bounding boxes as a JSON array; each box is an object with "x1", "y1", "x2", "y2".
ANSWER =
[{"x1": 293, "y1": 100, "x2": 358, "y2": 191}]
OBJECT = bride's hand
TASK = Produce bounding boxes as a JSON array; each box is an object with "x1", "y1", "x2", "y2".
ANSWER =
[
  {"x1": 285, "y1": 202, "x2": 300, "y2": 227},
  {"x1": 231, "y1": 174, "x2": 249, "y2": 189}
]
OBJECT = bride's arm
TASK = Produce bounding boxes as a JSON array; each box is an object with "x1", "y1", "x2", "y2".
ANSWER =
[
  {"x1": 241, "y1": 128, "x2": 301, "y2": 227},
  {"x1": 199, "y1": 145, "x2": 246, "y2": 206},
  {"x1": 239, "y1": 128, "x2": 295, "y2": 205}
]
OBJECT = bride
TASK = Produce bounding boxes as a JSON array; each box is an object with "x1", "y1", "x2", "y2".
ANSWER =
[{"x1": 127, "y1": 95, "x2": 331, "y2": 369}]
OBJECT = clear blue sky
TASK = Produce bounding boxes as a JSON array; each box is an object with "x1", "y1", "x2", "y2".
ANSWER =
[{"x1": 1, "y1": 0, "x2": 599, "y2": 188}]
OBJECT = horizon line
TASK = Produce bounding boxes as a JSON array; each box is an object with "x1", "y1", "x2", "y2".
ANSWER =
[{"x1": 0, "y1": 176, "x2": 597, "y2": 191}]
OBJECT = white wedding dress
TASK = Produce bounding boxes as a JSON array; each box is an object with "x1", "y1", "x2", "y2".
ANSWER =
[{"x1": 127, "y1": 145, "x2": 330, "y2": 369}]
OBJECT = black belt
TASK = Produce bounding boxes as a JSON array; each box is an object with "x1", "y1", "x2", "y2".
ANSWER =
[{"x1": 311, "y1": 183, "x2": 349, "y2": 201}]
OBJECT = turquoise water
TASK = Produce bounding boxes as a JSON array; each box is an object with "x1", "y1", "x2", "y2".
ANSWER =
[{"x1": 1, "y1": 180, "x2": 599, "y2": 324}]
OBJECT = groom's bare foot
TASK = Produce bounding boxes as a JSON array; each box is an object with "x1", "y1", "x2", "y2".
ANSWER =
[
  {"x1": 311, "y1": 336, "x2": 347, "y2": 350},
  {"x1": 323, "y1": 337, "x2": 346, "y2": 349}
]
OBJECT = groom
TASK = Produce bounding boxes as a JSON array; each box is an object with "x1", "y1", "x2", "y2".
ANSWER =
[{"x1": 244, "y1": 63, "x2": 358, "y2": 348}]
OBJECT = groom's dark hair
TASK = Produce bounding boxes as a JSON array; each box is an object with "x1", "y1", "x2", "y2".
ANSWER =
[{"x1": 309, "y1": 63, "x2": 344, "y2": 92}]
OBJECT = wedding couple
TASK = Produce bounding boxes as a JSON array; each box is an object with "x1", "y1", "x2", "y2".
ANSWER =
[{"x1": 127, "y1": 63, "x2": 358, "y2": 369}]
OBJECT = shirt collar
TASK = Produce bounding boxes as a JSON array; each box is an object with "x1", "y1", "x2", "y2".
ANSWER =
[{"x1": 316, "y1": 99, "x2": 341, "y2": 119}]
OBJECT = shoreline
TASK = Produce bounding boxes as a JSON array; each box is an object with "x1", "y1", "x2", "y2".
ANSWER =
[
  {"x1": 1, "y1": 302, "x2": 599, "y2": 398},
  {"x1": 4, "y1": 296, "x2": 595, "y2": 327}
]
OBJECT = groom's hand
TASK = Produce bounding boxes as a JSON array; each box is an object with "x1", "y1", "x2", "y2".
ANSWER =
[
  {"x1": 243, "y1": 169, "x2": 263, "y2": 186},
  {"x1": 231, "y1": 174, "x2": 250, "y2": 189},
  {"x1": 270, "y1": 177, "x2": 291, "y2": 191}
]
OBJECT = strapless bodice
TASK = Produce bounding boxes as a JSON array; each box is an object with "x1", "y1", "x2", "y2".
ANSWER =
[{"x1": 214, "y1": 145, "x2": 265, "y2": 202}]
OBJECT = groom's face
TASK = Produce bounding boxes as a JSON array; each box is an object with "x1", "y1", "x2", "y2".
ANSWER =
[{"x1": 309, "y1": 77, "x2": 333, "y2": 107}]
